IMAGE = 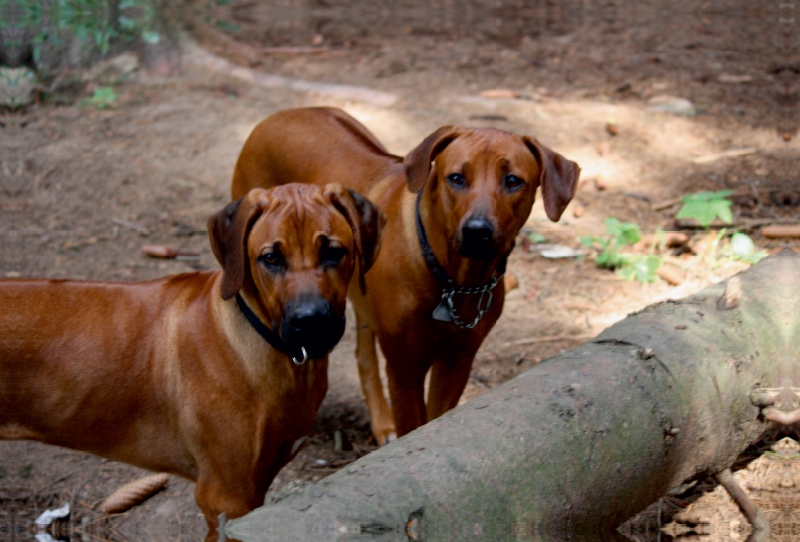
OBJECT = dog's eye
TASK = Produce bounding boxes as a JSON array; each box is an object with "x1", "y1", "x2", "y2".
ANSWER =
[
  {"x1": 447, "y1": 173, "x2": 466, "y2": 188},
  {"x1": 259, "y1": 251, "x2": 284, "y2": 271},
  {"x1": 321, "y1": 245, "x2": 347, "y2": 268},
  {"x1": 504, "y1": 174, "x2": 524, "y2": 190}
]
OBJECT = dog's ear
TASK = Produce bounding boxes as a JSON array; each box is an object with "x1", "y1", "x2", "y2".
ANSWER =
[
  {"x1": 404, "y1": 126, "x2": 462, "y2": 193},
  {"x1": 326, "y1": 185, "x2": 387, "y2": 294},
  {"x1": 523, "y1": 136, "x2": 581, "y2": 222},
  {"x1": 208, "y1": 194, "x2": 264, "y2": 300}
]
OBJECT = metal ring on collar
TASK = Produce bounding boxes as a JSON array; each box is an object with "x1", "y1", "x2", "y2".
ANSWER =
[{"x1": 292, "y1": 346, "x2": 309, "y2": 366}]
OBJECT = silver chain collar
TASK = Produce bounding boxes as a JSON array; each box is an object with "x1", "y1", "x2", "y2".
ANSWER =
[{"x1": 440, "y1": 273, "x2": 503, "y2": 329}]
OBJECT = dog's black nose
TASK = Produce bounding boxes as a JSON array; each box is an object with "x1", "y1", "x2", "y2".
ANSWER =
[
  {"x1": 287, "y1": 299, "x2": 331, "y2": 333},
  {"x1": 281, "y1": 295, "x2": 345, "y2": 360},
  {"x1": 462, "y1": 217, "x2": 494, "y2": 245}
]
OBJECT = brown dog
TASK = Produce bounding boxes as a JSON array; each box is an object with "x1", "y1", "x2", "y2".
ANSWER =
[
  {"x1": 232, "y1": 107, "x2": 580, "y2": 445},
  {"x1": 0, "y1": 183, "x2": 384, "y2": 541}
]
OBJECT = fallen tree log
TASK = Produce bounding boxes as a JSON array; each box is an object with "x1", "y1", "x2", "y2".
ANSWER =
[{"x1": 224, "y1": 250, "x2": 800, "y2": 542}]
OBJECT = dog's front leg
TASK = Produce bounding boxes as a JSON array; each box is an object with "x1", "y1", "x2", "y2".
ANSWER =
[
  {"x1": 195, "y1": 468, "x2": 269, "y2": 542},
  {"x1": 384, "y1": 348, "x2": 429, "y2": 438},
  {"x1": 425, "y1": 352, "x2": 478, "y2": 421}
]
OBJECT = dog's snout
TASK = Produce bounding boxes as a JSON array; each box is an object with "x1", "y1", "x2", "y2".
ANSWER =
[
  {"x1": 288, "y1": 299, "x2": 331, "y2": 332},
  {"x1": 281, "y1": 294, "x2": 345, "y2": 360},
  {"x1": 462, "y1": 216, "x2": 494, "y2": 244}
]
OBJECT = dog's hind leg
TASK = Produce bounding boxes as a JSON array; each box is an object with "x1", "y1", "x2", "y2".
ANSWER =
[{"x1": 355, "y1": 312, "x2": 396, "y2": 445}]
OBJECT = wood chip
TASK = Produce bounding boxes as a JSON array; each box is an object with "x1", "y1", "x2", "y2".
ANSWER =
[
  {"x1": 142, "y1": 245, "x2": 178, "y2": 258},
  {"x1": 98, "y1": 473, "x2": 169, "y2": 514},
  {"x1": 656, "y1": 264, "x2": 685, "y2": 285},
  {"x1": 761, "y1": 224, "x2": 800, "y2": 239},
  {"x1": 478, "y1": 89, "x2": 519, "y2": 99},
  {"x1": 142, "y1": 245, "x2": 200, "y2": 259},
  {"x1": 717, "y1": 276, "x2": 742, "y2": 311}
]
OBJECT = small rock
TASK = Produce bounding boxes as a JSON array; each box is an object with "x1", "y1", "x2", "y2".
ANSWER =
[
  {"x1": 572, "y1": 204, "x2": 585, "y2": 218},
  {"x1": 312, "y1": 34, "x2": 324, "y2": 46},
  {"x1": 504, "y1": 273, "x2": 519, "y2": 292},
  {"x1": 605, "y1": 123, "x2": 619, "y2": 136},
  {"x1": 648, "y1": 95, "x2": 697, "y2": 116},
  {"x1": 597, "y1": 142, "x2": 611, "y2": 156},
  {"x1": 478, "y1": 88, "x2": 519, "y2": 99},
  {"x1": 594, "y1": 177, "x2": 609, "y2": 191},
  {"x1": 656, "y1": 264, "x2": 685, "y2": 285},
  {"x1": 783, "y1": 132, "x2": 792, "y2": 142},
  {"x1": 87, "y1": 52, "x2": 141, "y2": 84}
]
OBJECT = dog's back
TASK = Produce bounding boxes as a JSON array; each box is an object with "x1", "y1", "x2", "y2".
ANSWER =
[{"x1": 231, "y1": 107, "x2": 402, "y2": 199}]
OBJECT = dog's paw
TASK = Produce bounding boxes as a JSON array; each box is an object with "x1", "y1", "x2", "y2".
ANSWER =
[{"x1": 383, "y1": 432, "x2": 397, "y2": 445}]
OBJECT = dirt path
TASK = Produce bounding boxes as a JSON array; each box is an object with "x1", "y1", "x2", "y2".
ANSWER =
[{"x1": 1, "y1": 2, "x2": 797, "y2": 540}]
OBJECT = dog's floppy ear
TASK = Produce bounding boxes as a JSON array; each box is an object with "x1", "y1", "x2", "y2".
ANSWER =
[
  {"x1": 208, "y1": 193, "x2": 264, "y2": 300},
  {"x1": 403, "y1": 126, "x2": 462, "y2": 193},
  {"x1": 523, "y1": 136, "x2": 581, "y2": 222},
  {"x1": 325, "y1": 184, "x2": 387, "y2": 294}
]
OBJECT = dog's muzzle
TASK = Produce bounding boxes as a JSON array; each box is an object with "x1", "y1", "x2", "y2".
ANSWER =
[
  {"x1": 459, "y1": 216, "x2": 497, "y2": 259},
  {"x1": 280, "y1": 295, "x2": 345, "y2": 360}
]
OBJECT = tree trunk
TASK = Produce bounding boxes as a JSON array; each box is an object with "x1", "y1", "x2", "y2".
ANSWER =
[{"x1": 224, "y1": 250, "x2": 799, "y2": 542}]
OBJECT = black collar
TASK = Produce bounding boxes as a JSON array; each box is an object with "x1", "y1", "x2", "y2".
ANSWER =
[
  {"x1": 235, "y1": 293, "x2": 308, "y2": 365},
  {"x1": 414, "y1": 190, "x2": 507, "y2": 291},
  {"x1": 415, "y1": 190, "x2": 506, "y2": 329}
]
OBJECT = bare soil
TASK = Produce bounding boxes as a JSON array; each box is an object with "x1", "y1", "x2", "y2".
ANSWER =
[{"x1": 1, "y1": 1, "x2": 798, "y2": 540}]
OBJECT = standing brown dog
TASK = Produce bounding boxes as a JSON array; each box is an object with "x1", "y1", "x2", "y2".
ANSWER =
[
  {"x1": 0, "y1": 183, "x2": 384, "y2": 541},
  {"x1": 232, "y1": 107, "x2": 580, "y2": 444}
]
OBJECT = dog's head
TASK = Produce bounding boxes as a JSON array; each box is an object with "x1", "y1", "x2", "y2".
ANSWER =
[
  {"x1": 208, "y1": 184, "x2": 385, "y2": 360},
  {"x1": 404, "y1": 126, "x2": 580, "y2": 259}
]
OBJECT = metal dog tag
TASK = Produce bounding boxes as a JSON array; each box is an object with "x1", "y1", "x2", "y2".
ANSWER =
[{"x1": 432, "y1": 301, "x2": 452, "y2": 322}]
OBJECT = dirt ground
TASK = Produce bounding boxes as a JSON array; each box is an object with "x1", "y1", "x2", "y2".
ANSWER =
[{"x1": 1, "y1": 1, "x2": 799, "y2": 540}]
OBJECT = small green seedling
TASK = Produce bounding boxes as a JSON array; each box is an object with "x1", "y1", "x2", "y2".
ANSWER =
[
  {"x1": 89, "y1": 86, "x2": 117, "y2": 109},
  {"x1": 526, "y1": 231, "x2": 546, "y2": 244},
  {"x1": 676, "y1": 190, "x2": 734, "y2": 229},
  {"x1": 580, "y1": 218, "x2": 663, "y2": 283}
]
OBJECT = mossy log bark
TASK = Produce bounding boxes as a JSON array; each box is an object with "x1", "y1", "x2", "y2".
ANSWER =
[{"x1": 224, "y1": 250, "x2": 800, "y2": 542}]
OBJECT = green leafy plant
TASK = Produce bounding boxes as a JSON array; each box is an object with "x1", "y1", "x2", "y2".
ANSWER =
[
  {"x1": 0, "y1": 0, "x2": 162, "y2": 67},
  {"x1": 676, "y1": 190, "x2": 734, "y2": 229},
  {"x1": 726, "y1": 232, "x2": 768, "y2": 265},
  {"x1": 525, "y1": 231, "x2": 546, "y2": 245},
  {"x1": 580, "y1": 218, "x2": 663, "y2": 283},
  {"x1": 88, "y1": 85, "x2": 116, "y2": 108}
]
